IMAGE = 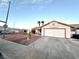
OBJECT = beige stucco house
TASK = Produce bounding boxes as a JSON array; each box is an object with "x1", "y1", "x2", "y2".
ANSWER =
[
  {"x1": 41, "y1": 21, "x2": 75, "y2": 38},
  {"x1": 32, "y1": 21, "x2": 79, "y2": 38}
]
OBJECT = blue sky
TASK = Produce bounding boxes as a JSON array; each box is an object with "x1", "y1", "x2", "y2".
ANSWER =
[{"x1": 0, "y1": 0, "x2": 79, "y2": 29}]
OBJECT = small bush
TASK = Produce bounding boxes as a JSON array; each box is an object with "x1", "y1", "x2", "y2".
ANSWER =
[{"x1": 31, "y1": 29, "x2": 36, "y2": 34}]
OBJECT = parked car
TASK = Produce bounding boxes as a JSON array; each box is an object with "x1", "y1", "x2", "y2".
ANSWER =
[{"x1": 71, "y1": 34, "x2": 79, "y2": 39}]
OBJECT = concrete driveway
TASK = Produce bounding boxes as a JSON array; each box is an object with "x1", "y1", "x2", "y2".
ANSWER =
[
  {"x1": 0, "y1": 37, "x2": 79, "y2": 59},
  {"x1": 29, "y1": 37, "x2": 79, "y2": 59}
]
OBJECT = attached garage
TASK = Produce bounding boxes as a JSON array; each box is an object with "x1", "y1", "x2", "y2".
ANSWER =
[
  {"x1": 41, "y1": 21, "x2": 74, "y2": 38},
  {"x1": 44, "y1": 28, "x2": 66, "y2": 38}
]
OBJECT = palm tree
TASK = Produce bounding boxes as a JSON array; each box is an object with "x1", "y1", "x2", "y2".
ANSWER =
[
  {"x1": 37, "y1": 21, "x2": 41, "y2": 27},
  {"x1": 41, "y1": 21, "x2": 44, "y2": 26}
]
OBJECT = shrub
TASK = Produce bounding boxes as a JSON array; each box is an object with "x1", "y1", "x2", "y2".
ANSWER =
[{"x1": 31, "y1": 29, "x2": 36, "y2": 34}]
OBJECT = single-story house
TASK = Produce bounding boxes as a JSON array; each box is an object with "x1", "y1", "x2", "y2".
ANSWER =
[
  {"x1": 33, "y1": 21, "x2": 77, "y2": 38},
  {"x1": 41, "y1": 21, "x2": 76, "y2": 38}
]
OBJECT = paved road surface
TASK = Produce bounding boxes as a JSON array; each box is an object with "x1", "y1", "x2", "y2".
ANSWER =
[
  {"x1": 0, "y1": 37, "x2": 79, "y2": 59},
  {"x1": 0, "y1": 39, "x2": 46, "y2": 59},
  {"x1": 29, "y1": 37, "x2": 79, "y2": 59}
]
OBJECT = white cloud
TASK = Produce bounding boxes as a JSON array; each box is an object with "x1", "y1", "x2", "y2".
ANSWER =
[
  {"x1": 2, "y1": 0, "x2": 9, "y2": 2},
  {"x1": 0, "y1": 0, "x2": 10, "y2": 6},
  {"x1": 31, "y1": 0, "x2": 54, "y2": 5},
  {"x1": 32, "y1": 0, "x2": 44, "y2": 4},
  {"x1": 18, "y1": 0, "x2": 55, "y2": 6},
  {"x1": 12, "y1": 24, "x2": 37, "y2": 30}
]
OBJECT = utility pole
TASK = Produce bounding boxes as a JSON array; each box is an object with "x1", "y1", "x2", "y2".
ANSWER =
[
  {"x1": 5, "y1": 1, "x2": 11, "y2": 24},
  {"x1": 3, "y1": 1, "x2": 11, "y2": 39}
]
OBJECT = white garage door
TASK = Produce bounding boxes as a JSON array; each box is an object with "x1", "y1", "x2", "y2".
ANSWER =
[{"x1": 44, "y1": 29, "x2": 65, "y2": 38}]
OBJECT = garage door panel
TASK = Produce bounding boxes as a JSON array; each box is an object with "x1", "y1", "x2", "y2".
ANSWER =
[{"x1": 44, "y1": 29, "x2": 65, "y2": 38}]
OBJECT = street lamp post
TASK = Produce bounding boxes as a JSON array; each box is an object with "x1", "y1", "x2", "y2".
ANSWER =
[
  {"x1": 3, "y1": 1, "x2": 11, "y2": 39},
  {"x1": 5, "y1": 1, "x2": 11, "y2": 24}
]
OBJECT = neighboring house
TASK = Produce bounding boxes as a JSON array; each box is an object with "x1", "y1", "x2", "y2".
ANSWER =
[
  {"x1": 8, "y1": 28, "x2": 28, "y2": 33},
  {"x1": 9, "y1": 28, "x2": 20, "y2": 33},
  {"x1": 70, "y1": 24, "x2": 79, "y2": 34},
  {"x1": 0, "y1": 26, "x2": 27, "y2": 34},
  {"x1": 32, "y1": 27, "x2": 41, "y2": 34}
]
